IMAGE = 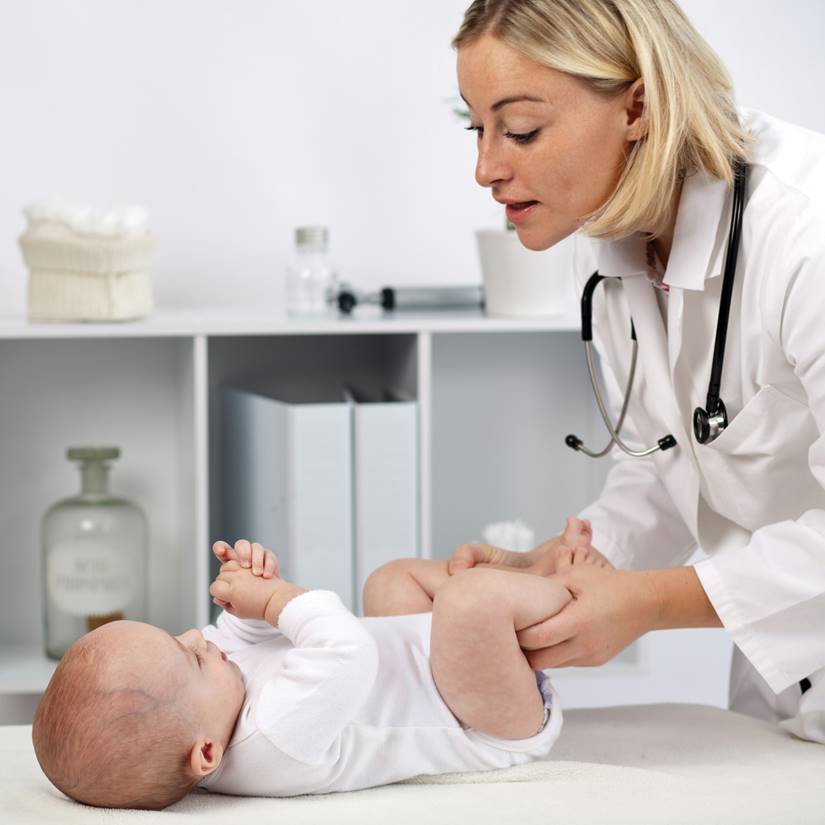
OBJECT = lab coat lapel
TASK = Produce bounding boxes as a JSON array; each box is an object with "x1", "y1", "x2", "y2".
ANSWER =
[
  {"x1": 620, "y1": 274, "x2": 682, "y2": 432},
  {"x1": 621, "y1": 274, "x2": 700, "y2": 537},
  {"x1": 663, "y1": 171, "x2": 730, "y2": 375}
]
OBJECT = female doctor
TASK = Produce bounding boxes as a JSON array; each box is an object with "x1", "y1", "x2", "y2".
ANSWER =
[{"x1": 448, "y1": 0, "x2": 825, "y2": 743}]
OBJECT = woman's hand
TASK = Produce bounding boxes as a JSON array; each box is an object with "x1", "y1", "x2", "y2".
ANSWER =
[
  {"x1": 516, "y1": 557, "x2": 659, "y2": 669},
  {"x1": 448, "y1": 517, "x2": 612, "y2": 577},
  {"x1": 213, "y1": 539, "x2": 279, "y2": 578}
]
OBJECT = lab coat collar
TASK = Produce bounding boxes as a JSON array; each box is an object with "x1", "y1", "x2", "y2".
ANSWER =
[
  {"x1": 665, "y1": 170, "x2": 731, "y2": 291},
  {"x1": 590, "y1": 169, "x2": 731, "y2": 291}
]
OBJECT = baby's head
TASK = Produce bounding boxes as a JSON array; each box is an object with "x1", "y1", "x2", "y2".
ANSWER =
[{"x1": 32, "y1": 620, "x2": 245, "y2": 810}]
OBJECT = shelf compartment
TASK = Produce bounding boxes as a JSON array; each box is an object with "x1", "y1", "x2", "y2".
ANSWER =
[{"x1": 0, "y1": 336, "x2": 203, "y2": 650}]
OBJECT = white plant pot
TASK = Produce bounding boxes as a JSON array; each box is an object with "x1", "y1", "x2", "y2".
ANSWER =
[{"x1": 476, "y1": 229, "x2": 574, "y2": 318}]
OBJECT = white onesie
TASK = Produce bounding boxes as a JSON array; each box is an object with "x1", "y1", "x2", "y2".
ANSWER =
[{"x1": 197, "y1": 590, "x2": 562, "y2": 797}]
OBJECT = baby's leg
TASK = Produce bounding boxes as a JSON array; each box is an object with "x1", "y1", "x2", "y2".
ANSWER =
[
  {"x1": 430, "y1": 568, "x2": 572, "y2": 739},
  {"x1": 362, "y1": 558, "x2": 450, "y2": 616}
]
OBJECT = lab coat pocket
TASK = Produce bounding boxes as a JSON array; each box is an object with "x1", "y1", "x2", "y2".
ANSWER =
[{"x1": 698, "y1": 384, "x2": 823, "y2": 532}]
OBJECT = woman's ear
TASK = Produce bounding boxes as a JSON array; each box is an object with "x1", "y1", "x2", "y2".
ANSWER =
[
  {"x1": 623, "y1": 78, "x2": 647, "y2": 142},
  {"x1": 189, "y1": 739, "x2": 224, "y2": 777}
]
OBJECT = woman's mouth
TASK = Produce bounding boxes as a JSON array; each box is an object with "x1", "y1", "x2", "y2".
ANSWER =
[{"x1": 505, "y1": 201, "x2": 539, "y2": 224}]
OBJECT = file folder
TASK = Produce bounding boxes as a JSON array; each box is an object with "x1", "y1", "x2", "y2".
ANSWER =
[
  {"x1": 221, "y1": 387, "x2": 354, "y2": 608},
  {"x1": 343, "y1": 386, "x2": 419, "y2": 614}
]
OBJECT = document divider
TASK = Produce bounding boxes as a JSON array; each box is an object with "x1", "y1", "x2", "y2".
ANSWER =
[
  {"x1": 221, "y1": 387, "x2": 354, "y2": 609},
  {"x1": 343, "y1": 386, "x2": 419, "y2": 615}
]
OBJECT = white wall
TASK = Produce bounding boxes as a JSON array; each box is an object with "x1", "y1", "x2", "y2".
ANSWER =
[{"x1": 0, "y1": 0, "x2": 823, "y2": 317}]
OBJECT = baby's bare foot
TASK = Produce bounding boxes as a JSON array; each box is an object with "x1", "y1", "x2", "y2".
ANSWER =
[{"x1": 562, "y1": 516, "x2": 592, "y2": 548}]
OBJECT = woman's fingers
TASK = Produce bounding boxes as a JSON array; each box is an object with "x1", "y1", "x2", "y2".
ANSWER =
[
  {"x1": 516, "y1": 606, "x2": 577, "y2": 650},
  {"x1": 555, "y1": 546, "x2": 574, "y2": 573},
  {"x1": 524, "y1": 638, "x2": 580, "y2": 670},
  {"x1": 448, "y1": 542, "x2": 519, "y2": 575},
  {"x1": 572, "y1": 547, "x2": 590, "y2": 565}
]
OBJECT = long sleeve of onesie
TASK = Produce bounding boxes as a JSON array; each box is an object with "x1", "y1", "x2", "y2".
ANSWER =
[{"x1": 252, "y1": 590, "x2": 380, "y2": 766}]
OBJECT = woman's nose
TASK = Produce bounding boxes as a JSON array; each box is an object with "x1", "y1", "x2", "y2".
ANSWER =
[{"x1": 475, "y1": 141, "x2": 512, "y2": 189}]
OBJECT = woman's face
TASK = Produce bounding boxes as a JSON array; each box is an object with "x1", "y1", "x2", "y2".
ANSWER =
[{"x1": 456, "y1": 34, "x2": 642, "y2": 250}]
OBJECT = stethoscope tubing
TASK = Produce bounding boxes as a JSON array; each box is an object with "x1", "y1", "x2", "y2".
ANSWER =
[{"x1": 568, "y1": 159, "x2": 747, "y2": 458}]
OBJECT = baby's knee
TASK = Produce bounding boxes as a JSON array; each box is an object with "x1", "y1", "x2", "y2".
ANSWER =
[
  {"x1": 363, "y1": 558, "x2": 417, "y2": 609},
  {"x1": 433, "y1": 567, "x2": 507, "y2": 618}
]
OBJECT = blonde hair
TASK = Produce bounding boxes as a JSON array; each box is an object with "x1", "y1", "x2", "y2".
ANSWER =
[
  {"x1": 452, "y1": 0, "x2": 749, "y2": 239},
  {"x1": 32, "y1": 635, "x2": 197, "y2": 810}
]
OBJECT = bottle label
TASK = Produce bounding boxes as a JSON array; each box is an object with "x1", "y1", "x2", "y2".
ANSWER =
[{"x1": 47, "y1": 539, "x2": 135, "y2": 617}]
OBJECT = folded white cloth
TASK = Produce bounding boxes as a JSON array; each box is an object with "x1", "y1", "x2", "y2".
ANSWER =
[{"x1": 4, "y1": 704, "x2": 824, "y2": 824}]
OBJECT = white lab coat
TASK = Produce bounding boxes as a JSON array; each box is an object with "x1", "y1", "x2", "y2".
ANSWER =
[{"x1": 575, "y1": 109, "x2": 825, "y2": 743}]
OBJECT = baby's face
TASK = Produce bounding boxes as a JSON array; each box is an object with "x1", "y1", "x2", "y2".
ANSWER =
[
  {"x1": 170, "y1": 627, "x2": 246, "y2": 739},
  {"x1": 102, "y1": 621, "x2": 246, "y2": 744}
]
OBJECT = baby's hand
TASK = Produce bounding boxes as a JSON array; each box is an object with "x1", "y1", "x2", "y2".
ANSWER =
[
  {"x1": 213, "y1": 539, "x2": 279, "y2": 578},
  {"x1": 210, "y1": 560, "x2": 281, "y2": 621}
]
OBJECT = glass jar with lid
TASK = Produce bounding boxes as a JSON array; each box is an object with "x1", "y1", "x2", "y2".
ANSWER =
[
  {"x1": 41, "y1": 447, "x2": 148, "y2": 658},
  {"x1": 285, "y1": 225, "x2": 338, "y2": 316}
]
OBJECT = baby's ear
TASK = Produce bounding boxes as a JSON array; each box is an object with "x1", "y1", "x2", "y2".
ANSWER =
[{"x1": 189, "y1": 740, "x2": 224, "y2": 777}]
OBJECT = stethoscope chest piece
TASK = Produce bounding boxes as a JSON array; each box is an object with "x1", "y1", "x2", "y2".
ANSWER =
[{"x1": 693, "y1": 400, "x2": 728, "y2": 445}]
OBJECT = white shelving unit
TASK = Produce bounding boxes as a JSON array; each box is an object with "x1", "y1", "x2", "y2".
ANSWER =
[
  {"x1": 0, "y1": 307, "x2": 608, "y2": 709},
  {"x1": 0, "y1": 305, "x2": 733, "y2": 722}
]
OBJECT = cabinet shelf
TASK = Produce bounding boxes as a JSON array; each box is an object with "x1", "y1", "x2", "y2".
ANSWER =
[{"x1": 0, "y1": 305, "x2": 580, "y2": 339}]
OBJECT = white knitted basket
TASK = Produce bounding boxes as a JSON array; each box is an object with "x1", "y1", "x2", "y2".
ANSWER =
[
  {"x1": 27, "y1": 269, "x2": 154, "y2": 322},
  {"x1": 18, "y1": 230, "x2": 157, "y2": 274}
]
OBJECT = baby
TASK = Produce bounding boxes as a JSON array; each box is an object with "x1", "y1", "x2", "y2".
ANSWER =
[{"x1": 32, "y1": 517, "x2": 602, "y2": 810}]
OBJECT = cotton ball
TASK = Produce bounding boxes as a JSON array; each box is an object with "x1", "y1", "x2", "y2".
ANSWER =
[{"x1": 480, "y1": 518, "x2": 535, "y2": 552}]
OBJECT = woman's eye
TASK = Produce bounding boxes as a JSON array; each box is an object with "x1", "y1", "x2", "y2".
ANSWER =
[
  {"x1": 464, "y1": 126, "x2": 539, "y2": 145},
  {"x1": 505, "y1": 130, "x2": 539, "y2": 145}
]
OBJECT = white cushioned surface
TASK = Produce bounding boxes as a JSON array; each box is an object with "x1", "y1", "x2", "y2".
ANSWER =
[{"x1": 4, "y1": 704, "x2": 824, "y2": 824}]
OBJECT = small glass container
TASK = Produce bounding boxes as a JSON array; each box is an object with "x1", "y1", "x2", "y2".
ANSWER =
[
  {"x1": 285, "y1": 225, "x2": 338, "y2": 316},
  {"x1": 41, "y1": 447, "x2": 148, "y2": 659}
]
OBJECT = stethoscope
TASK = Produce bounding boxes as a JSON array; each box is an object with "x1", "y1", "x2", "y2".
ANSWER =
[{"x1": 567, "y1": 160, "x2": 747, "y2": 458}]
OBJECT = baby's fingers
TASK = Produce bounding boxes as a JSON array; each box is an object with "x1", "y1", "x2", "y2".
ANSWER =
[
  {"x1": 210, "y1": 579, "x2": 232, "y2": 601},
  {"x1": 263, "y1": 549, "x2": 279, "y2": 579},
  {"x1": 234, "y1": 539, "x2": 253, "y2": 568},
  {"x1": 212, "y1": 540, "x2": 236, "y2": 562},
  {"x1": 251, "y1": 542, "x2": 267, "y2": 576}
]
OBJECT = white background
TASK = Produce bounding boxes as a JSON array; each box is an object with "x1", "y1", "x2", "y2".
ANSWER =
[{"x1": 0, "y1": 0, "x2": 823, "y2": 316}]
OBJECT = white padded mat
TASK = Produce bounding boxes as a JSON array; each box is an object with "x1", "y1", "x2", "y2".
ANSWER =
[{"x1": 3, "y1": 704, "x2": 824, "y2": 824}]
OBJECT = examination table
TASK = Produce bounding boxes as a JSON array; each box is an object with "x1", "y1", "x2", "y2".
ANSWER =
[{"x1": 3, "y1": 704, "x2": 823, "y2": 824}]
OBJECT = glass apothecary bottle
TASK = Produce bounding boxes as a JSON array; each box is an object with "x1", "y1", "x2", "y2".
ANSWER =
[{"x1": 42, "y1": 447, "x2": 148, "y2": 659}]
